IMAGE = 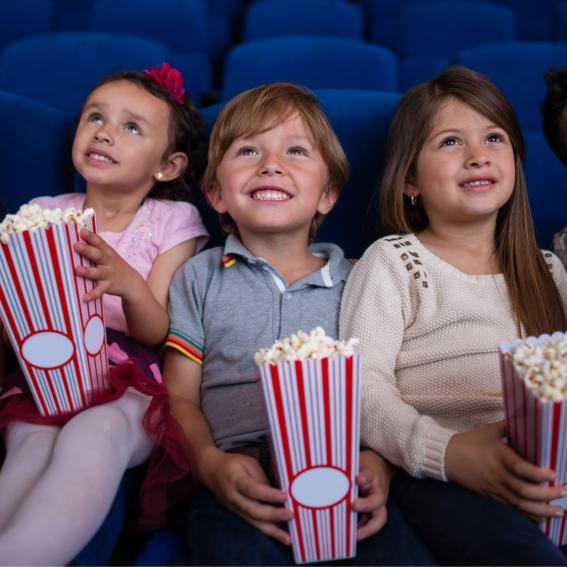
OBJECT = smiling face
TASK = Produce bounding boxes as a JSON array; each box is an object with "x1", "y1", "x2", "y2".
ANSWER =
[
  {"x1": 409, "y1": 97, "x2": 516, "y2": 229},
  {"x1": 209, "y1": 113, "x2": 337, "y2": 241},
  {"x1": 72, "y1": 80, "x2": 173, "y2": 196}
]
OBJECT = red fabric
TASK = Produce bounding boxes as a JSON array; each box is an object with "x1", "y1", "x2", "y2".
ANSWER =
[{"x1": 0, "y1": 359, "x2": 196, "y2": 530}]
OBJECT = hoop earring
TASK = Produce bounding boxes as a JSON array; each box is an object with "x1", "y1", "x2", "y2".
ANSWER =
[{"x1": 410, "y1": 194, "x2": 417, "y2": 206}]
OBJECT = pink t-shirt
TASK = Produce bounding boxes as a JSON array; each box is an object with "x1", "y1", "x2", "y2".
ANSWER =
[{"x1": 31, "y1": 193, "x2": 208, "y2": 333}]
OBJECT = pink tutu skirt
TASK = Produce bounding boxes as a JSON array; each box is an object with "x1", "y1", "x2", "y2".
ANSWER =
[{"x1": 0, "y1": 329, "x2": 196, "y2": 530}]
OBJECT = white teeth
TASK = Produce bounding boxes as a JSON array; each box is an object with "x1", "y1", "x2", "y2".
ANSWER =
[
  {"x1": 252, "y1": 191, "x2": 290, "y2": 201},
  {"x1": 89, "y1": 152, "x2": 113, "y2": 163},
  {"x1": 463, "y1": 179, "x2": 492, "y2": 188}
]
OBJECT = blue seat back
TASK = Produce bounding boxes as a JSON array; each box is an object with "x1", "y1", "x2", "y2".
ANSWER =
[
  {"x1": 243, "y1": 0, "x2": 364, "y2": 41},
  {"x1": 524, "y1": 130, "x2": 567, "y2": 248},
  {"x1": 90, "y1": 0, "x2": 208, "y2": 54},
  {"x1": 0, "y1": 0, "x2": 54, "y2": 49},
  {"x1": 400, "y1": 2, "x2": 516, "y2": 57},
  {"x1": 0, "y1": 90, "x2": 73, "y2": 213},
  {"x1": 458, "y1": 41, "x2": 567, "y2": 131},
  {"x1": 0, "y1": 32, "x2": 170, "y2": 116},
  {"x1": 222, "y1": 37, "x2": 398, "y2": 100}
]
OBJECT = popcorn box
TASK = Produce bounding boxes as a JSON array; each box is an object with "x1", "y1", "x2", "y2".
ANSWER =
[
  {"x1": 0, "y1": 214, "x2": 109, "y2": 415},
  {"x1": 499, "y1": 332, "x2": 567, "y2": 546},
  {"x1": 257, "y1": 354, "x2": 361, "y2": 564}
]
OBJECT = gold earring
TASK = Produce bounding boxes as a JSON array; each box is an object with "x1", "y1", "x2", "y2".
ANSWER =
[
  {"x1": 156, "y1": 172, "x2": 164, "y2": 180},
  {"x1": 410, "y1": 194, "x2": 417, "y2": 206}
]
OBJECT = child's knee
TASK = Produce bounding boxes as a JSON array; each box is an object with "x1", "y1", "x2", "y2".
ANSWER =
[{"x1": 5, "y1": 421, "x2": 59, "y2": 452}]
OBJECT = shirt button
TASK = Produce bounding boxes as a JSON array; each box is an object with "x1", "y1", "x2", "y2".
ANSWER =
[{"x1": 285, "y1": 293, "x2": 293, "y2": 300}]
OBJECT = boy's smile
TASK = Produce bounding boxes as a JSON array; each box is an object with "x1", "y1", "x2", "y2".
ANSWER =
[{"x1": 210, "y1": 113, "x2": 336, "y2": 240}]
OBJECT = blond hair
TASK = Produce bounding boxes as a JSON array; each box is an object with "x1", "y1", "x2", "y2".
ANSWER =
[{"x1": 202, "y1": 83, "x2": 349, "y2": 240}]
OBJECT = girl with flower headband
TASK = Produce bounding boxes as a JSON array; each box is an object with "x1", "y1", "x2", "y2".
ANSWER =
[{"x1": 0, "y1": 63, "x2": 208, "y2": 565}]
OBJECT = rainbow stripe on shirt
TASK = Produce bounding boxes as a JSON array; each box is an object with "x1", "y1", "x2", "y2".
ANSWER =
[
  {"x1": 223, "y1": 254, "x2": 236, "y2": 268},
  {"x1": 165, "y1": 330, "x2": 204, "y2": 365}
]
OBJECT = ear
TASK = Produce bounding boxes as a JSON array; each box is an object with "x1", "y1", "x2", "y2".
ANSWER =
[
  {"x1": 403, "y1": 183, "x2": 419, "y2": 198},
  {"x1": 207, "y1": 181, "x2": 228, "y2": 214},
  {"x1": 317, "y1": 184, "x2": 340, "y2": 215},
  {"x1": 155, "y1": 151, "x2": 188, "y2": 182}
]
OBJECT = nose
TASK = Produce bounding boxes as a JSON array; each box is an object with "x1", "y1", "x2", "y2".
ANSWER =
[
  {"x1": 465, "y1": 143, "x2": 490, "y2": 168},
  {"x1": 258, "y1": 151, "x2": 284, "y2": 175},
  {"x1": 93, "y1": 126, "x2": 113, "y2": 145}
]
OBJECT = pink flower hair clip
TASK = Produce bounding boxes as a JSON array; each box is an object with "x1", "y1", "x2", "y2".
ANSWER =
[{"x1": 144, "y1": 62, "x2": 187, "y2": 105}]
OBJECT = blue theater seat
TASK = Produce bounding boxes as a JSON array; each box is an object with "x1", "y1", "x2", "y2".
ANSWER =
[
  {"x1": 399, "y1": 2, "x2": 516, "y2": 89},
  {"x1": 492, "y1": 0, "x2": 556, "y2": 40},
  {"x1": 222, "y1": 37, "x2": 398, "y2": 101},
  {"x1": 524, "y1": 130, "x2": 567, "y2": 248},
  {"x1": 0, "y1": 0, "x2": 54, "y2": 50},
  {"x1": 242, "y1": 0, "x2": 364, "y2": 41},
  {"x1": 0, "y1": 90, "x2": 73, "y2": 213},
  {"x1": 90, "y1": 0, "x2": 208, "y2": 54},
  {"x1": 0, "y1": 32, "x2": 170, "y2": 116},
  {"x1": 554, "y1": 2, "x2": 567, "y2": 41},
  {"x1": 362, "y1": 0, "x2": 476, "y2": 53},
  {"x1": 458, "y1": 41, "x2": 567, "y2": 131}
]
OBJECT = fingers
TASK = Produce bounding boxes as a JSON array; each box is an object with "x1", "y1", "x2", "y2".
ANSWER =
[
  {"x1": 503, "y1": 451, "x2": 556, "y2": 484},
  {"x1": 74, "y1": 240, "x2": 104, "y2": 264},
  {"x1": 356, "y1": 506, "x2": 387, "y2": 541},
  {"x1": 248, "y1": 517, "x2": 292, "y2": 546},
  {"x1": 79, "y1": 228, "x2": 105, "y2": 247}
]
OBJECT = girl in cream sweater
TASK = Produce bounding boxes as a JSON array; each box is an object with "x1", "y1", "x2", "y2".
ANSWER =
[{"x1": 341, "y1": 66, "x2": 567, "y2": 565}]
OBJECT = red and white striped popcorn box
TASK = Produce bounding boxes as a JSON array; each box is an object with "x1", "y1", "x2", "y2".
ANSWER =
[
  {"x1": 0, "y1": 214, "x2": 109, "y2": 416},
  {"x1": 257, "y1": 354, "x2": 361, "y2": 564},
  {"x1": 499, "y1": 332, "x2": 567, "y2": 546}
]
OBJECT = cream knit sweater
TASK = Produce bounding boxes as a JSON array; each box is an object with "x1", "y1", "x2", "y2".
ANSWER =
[{"x1": 340, "y1": 233, "x2": 567, "y2": 482}]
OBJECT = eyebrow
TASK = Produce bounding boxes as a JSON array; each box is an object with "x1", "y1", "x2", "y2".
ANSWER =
[
  {"x1": 430, "y1": 124, "x2": 502, "y2": 138},
  {"x1": 81, "y1": 102, "x2": 150, "y2": 126},
  {"x1": 236, "y1": 135, "x2": 315, "y2": 146}
]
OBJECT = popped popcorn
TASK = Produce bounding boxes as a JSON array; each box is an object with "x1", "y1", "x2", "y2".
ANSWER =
[
  {"x1": 254, "y1": 326, "x2": 358, "y2": 365},
  {"x1": 0, "y1": 204, "x2": 94, "y2": 244},
  {"x1": 511, "y1": 339, "x2": 567, "y2": 401}
]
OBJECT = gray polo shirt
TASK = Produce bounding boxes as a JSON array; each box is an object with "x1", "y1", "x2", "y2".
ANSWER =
[{"x1": 166, "y1": 234, "x2": 353, "y2": 451}]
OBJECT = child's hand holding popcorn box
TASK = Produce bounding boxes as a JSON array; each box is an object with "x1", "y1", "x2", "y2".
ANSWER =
[
  {"x1": 0, "y1": 203, "x2": 109, "y2": 415},
  {"x1": 254, "y1": 327, "x2": 361, "y2": 564},
  {"x1": 500, "y1": 332, "x2": 567, "y2": 545}
]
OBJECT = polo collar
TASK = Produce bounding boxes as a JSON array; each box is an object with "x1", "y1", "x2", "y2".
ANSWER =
[{"x1": 223, "y1": 235, "x2": 350, "y2": 288}]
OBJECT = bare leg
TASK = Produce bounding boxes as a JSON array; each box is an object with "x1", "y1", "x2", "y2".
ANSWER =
[
  {"x1": 0, "y1": 421, "x2": 59, "y2": 530},
  {"x1": 0, "y1": 391, "x2": 152, "y2": 566}
]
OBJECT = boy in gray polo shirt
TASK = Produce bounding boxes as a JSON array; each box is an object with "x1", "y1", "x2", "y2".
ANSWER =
[{"x1": 164, "y1": 83, "x2": 434, "y2": 565}]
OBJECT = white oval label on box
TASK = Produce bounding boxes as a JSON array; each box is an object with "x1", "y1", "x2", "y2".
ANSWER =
[
  {"x1": 290, "y1": 466, "x2": 350, "y2": 509},
  {"x1": 21, "y1": 331, "x2": 74, "y2": 368},
  {"x1": 84, "y1": 316, "x2": 104, "y2": 355}
]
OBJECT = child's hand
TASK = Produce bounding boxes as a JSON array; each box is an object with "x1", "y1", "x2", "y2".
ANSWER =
[
  {"x1": 202, "y1": 448, "x2": 293, "y2": 545},
  {"x1": 445, "y1": 421, "x2": 566, "y2": 520},
  {"x1": 74, "y1": 229, "x2": 143, "y2": 301},
  {"x1": 353, "y1": 449, "x2": 393, "y2": 541}
]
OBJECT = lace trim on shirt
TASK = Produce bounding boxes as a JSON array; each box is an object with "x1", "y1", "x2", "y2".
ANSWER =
[{"x1": 384, "y1": 236, "x2": 429, "y2": 288}]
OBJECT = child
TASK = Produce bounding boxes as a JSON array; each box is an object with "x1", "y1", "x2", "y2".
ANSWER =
[
  {"x1": 542, "y1": 67, "x2": 567, "y2": 266},
  {"x1": 340, "y1": 66, "x2": 567, "y2": 565},
  {"x1": 0, "y1": 63, "x2": 208, "y2": 565},
  {"x1": 164, "y1": 82, "x2": 434, "y2": 565}
]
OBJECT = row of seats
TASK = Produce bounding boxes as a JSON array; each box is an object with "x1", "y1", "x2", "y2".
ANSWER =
[
  {"x1": 3, "y1": 0, "x2": 567, "y2": 99},
  {"x1": 0, "y1": 30, "x2": 565, "y2": 130},
  {"x1": 7, "y1": 0, "x2": 567, "y2": 53}
]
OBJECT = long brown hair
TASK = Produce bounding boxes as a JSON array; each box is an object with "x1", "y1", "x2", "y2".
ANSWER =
[{"x1": 380, "y1": 66, "x2": 566, "y2": 337}]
